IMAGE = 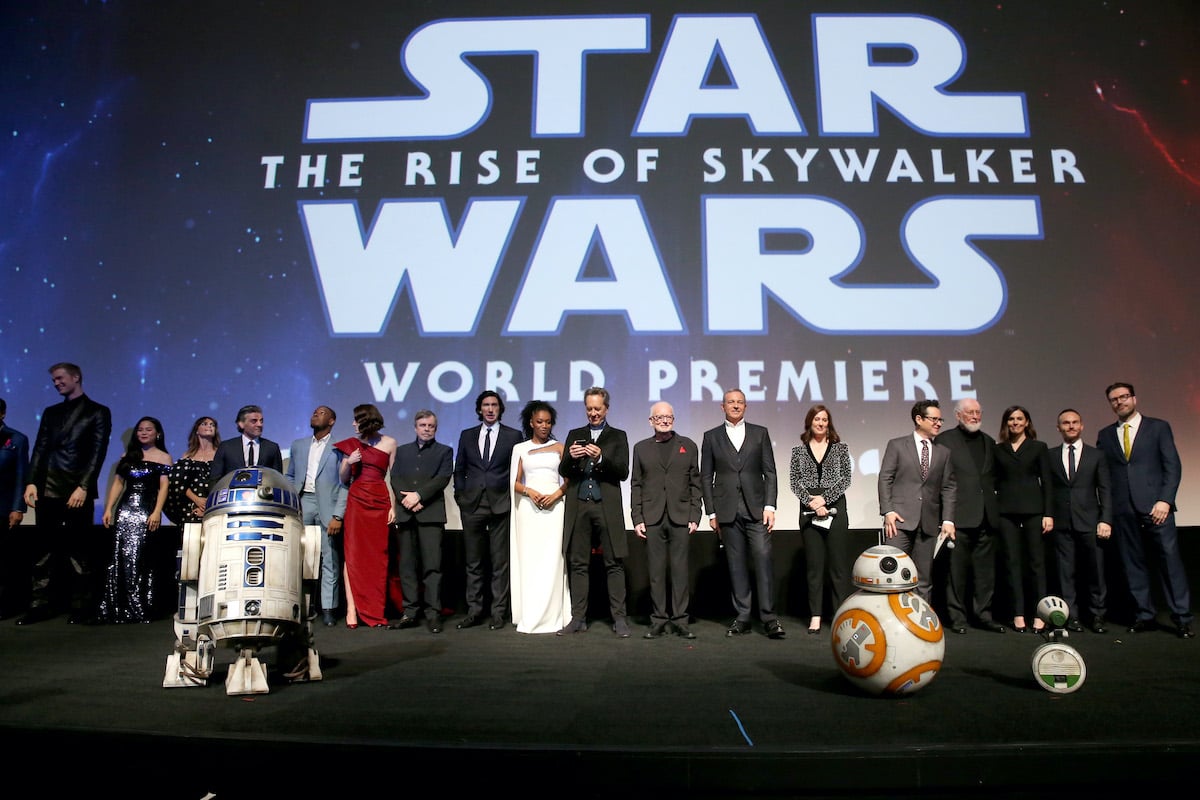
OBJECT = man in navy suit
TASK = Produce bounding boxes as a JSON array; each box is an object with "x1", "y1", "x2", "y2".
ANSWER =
[
  {"x1": 285, "y1": 406, "x2": 347, "y2": 627},
  {"x1": 0, "y1": 398, "x2": 30, "y2": 618},
  {"x1": 1097, "y1": 383, "x2": 1193, "y2": 638},
  {"x1": 701, "y1": 389, "x2": 784, "y2": 639},
  {"x1": 878, "y1": 399, "x2": 956, "y2": 607},
  {"x1": 454, "y1": 390, "x2": 522, "y2": 630},
  {"x1": 211, "y1": 405, "x2": 283, "y2": 479},
  {"x1": 1045, "y1": 409, "x2": 1111, "y2": 634}
]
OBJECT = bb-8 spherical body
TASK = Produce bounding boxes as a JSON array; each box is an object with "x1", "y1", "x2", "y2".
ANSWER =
[{"x1": 830, "y1": 545, "x2": 945, "y2": 696}]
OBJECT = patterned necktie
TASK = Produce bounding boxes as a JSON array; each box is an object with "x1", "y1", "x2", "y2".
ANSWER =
[
  {"x1": 920, "y1": 439, "x2": 930, "y2": 481},
  {"x1": 1067, "y1": 444, "x2": 1076, "y2": 480},
  {"x1": 247, "y1": 440, "x2": 256, "y2": 467},
  {"x1": 482, "y1": 427, "x2": 492, "y2": 464},
  {"x1": 1122, "y1": 424, "x2": 1131, "y2": 460}
]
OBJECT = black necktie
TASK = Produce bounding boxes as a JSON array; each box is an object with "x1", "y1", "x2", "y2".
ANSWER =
[
  {"x1": 482, "y1": 428, "x2": 492, "y2": 464},
  {"x1": 1067, "y1": 444, "x2": 1076, "y2": 480},
  {"x1": 920, "y1": 439, "x2": 929, "y2": 481},
  {"x1": 247, "y1": 440, "x2": 256, "y2": 467}
]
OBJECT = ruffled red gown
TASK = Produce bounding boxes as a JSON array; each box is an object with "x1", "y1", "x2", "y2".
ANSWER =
[{"x1": 335, "y1": 438, "x2": 392, "y2": 626}]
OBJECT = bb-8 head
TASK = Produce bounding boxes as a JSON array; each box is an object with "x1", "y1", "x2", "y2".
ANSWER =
[{"x1": 852, "y1": 545, "x2": 918, "y2": 593}]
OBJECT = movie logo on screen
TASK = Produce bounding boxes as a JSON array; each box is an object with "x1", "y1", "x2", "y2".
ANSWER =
[{"x1": 258, "y1": 10, "x2": 1085, "y2": 403}]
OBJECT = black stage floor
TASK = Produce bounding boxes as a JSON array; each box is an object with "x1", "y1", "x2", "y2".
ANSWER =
[{"x1": 2, "y1": 589, "x2": 1198, "y2": 799}]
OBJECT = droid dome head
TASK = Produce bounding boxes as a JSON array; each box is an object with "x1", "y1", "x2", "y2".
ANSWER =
[{"x1": 852, "y1": 545, "x2": 918, "y2": 593}]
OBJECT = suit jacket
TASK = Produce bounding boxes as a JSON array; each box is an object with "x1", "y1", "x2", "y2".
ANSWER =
[
  {"x1": 211, "y1": 436, "x2": 284, "y2": 480},
  {"x1": 28, "y1": 393, "x2": 111, "y2": 500},
  {"x1": 630, "y1": 432, "x2": 702, "y2": 528},
  {"x1": 1044, "y1": 442, "x2": 1111, "y2": 531},
  {"x1": 558, "y1": 423, "x2": 630, "y2": 557},
  {"x1": 877, "y1": 434, "x2": 956, "y2": 534},
  {"x1": 1097, "y1": 416, "x2": 1181, "y2": 516},
  {"x1": 285, "y1": 435, "x2": 347, "y2": 527},
  {"x1": 994, "y1": 438, "x2": 1052, "y2": 516},
  {"x1": 935, "y1": 425, "x2": 1000, "y2": 529},
  {"x1": 700, "y1": 422, "x2": 777, "y2": 525},
  {"x1": 0, "y1": 424, "x2": 30, "y2": 515},
  {"x1": 391, "y1": 439, "x2": 454, "y2": 524},
  {"x1": 453, "y1": 423, "x2": 523, "y2": 514}
]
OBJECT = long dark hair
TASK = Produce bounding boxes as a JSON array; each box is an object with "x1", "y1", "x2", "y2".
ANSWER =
[
  {"x1": 183, "y1": 416, "x2": 221, "y2": 458},
  {"x1": 800, "y1": 404, "x2": 841, "y2": 445},
  {"x1": 120, "y1": 416, "x2": 168, "y2": 466},
  {"x1": 998, "y1": 405, "x2": 1037, "y2": 443}
]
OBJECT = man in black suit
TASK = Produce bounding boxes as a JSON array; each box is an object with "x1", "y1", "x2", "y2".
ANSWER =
[
  {"x1": 631, "y1": 401, "x2": 702, "y2": 639},
  {"x1": 389, "y1": 410, "x2": 454, "y2": 634},
  {"x1": 558, "y1": 386, "x2": 631, "y2": 637},
  {"x1": 19, "y1": 362, "x2": 111, "y2": 625},
  {"x1": 0, "y1": 398, "x2": 31, "y2": 618},
  {"x1": 701, "y1": 389, "x2": 784, "y2": 639},
  {"x1": 1097, "y1": 382, "x2": 1193, "y2": 638},
  {"x1": 878, "y1": 399, "x2": 956, "y2": 604},
  {"x1": 453, "y1": 390, "x2": 522, "y2": 630},
  {"x1": 210, "y1": 405, "x2": 283, "y2": 479},
  {"x1": 936, "y1": 398, "x2": 1006, "y2": 634},
  {"x1": 1045, "y1": 409, "x2": 1112, "y2": 634}
]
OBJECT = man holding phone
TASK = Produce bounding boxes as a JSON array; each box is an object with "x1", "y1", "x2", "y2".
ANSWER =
[{"x1": 557, "y1": 387, "x2": 631, "y2": 637}]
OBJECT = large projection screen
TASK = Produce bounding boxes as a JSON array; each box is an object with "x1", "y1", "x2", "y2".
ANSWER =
[{"x1": 4, "y1": 1, "x2": 1198, "y2": 527}]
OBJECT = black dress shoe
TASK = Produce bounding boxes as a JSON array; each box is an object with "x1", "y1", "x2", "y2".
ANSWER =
[
  {"x1": 1177, "y1": 623, "x2": 1195, "y2": 639},
  {"x1": 982, "y1": 621, "x2": 1007, "y2": 634},
  {"x1": 1011, "y1": 623, "x2": 1027, "y2": 634},
  {"x1": 1066, "y1": 618, "x2": 1084, "y2": 633},
  {"x1": 456, "y1": 614, "x2": 481, "y2": 630},
  {"x1": 321, "y1": 611, "x2": 336, "y2": 627},
  {"x1": 16, "y1": 607, "x2": 54, "y2": 626},
  {"x1": 644, "y1": 622, "x2": 668, "y2": 639},
  {"x1": 950, "y1": 624, "x2": 968, "y2": 635},
  {"x1": 389, "y1": 615, "x2": 419, "y2": 630},
  {"x1": 807, "y1": 626, "x2": 821, "y2": 635},
  {"x1": 672, "y1": 622, "x2": 696, "y2": 639},
  {"x1": 1091, "y1": 617, "x2": 1108, "y2": 634},
  {"x1": 428, "y1": 616, "x2": 443, "y2": 634},
  {"x1": 488, "y1": 617, "x2": 507, "y2": 630},
  {"x1": 556, "y1": 618, "x2": 587, "y2": 636},
  {"x1": 765, "y1": 620, "x2": 787, "y2": 639},
  {"x1": 1127, "y1": 620, "x2": 1150, "y2": 633},
  {"x1": 726, "y1": 619, "x2": 751, "y2": 637}
]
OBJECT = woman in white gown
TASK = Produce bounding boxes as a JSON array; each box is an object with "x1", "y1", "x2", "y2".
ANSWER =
[{"x1": 510, "y1": 400, "x2": 571, "y2": 634}]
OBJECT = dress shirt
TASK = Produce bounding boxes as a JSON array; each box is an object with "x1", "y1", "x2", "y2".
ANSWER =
[
  {"x1": 303, "y1": 433, "x2": 331, "y2": 492},
  {"x1": 477, "y1": 425, "x2": 496, "y2": 458},
  {"x1": 724, "y1": 419, "x2": 746, "y2": 450}
]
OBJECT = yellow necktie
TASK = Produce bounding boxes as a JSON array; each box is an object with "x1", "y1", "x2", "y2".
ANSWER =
[{"x1": 1122, "y1": 423, "x2": 1131, "y2": 460}]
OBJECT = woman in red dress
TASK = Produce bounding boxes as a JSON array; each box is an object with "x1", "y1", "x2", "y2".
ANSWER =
[{"x1": 335, "y1": 404, "x2": 397, "y2": 628}]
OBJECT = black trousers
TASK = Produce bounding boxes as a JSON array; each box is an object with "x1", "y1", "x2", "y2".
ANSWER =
[
  {"x1": 28, "y1": 496, "x2": 99, "y2": 615},
  {"x1": 566, "y1": 500, "x2": 626, "y2": 622}
]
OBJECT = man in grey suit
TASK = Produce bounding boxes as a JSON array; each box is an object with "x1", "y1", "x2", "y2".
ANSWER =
[
  {"x1": 286, "y1": 406, "x2": 347, "y2": 627},
  {"x1": 878, "y1": 399, "x2": 956, "y2": 605},
  {"x1": 631, "y1": 401, "x2": 702, "y2": 639},
  {"x1": 1045, "y1": 409, "x2": 1111, "y2": 634},
  {"x1": 701, "y1": 389, "x2": 784, "y2": 639},
  {"x1": 936, "y1": 398, "x2": 1005, "y2": 634}
]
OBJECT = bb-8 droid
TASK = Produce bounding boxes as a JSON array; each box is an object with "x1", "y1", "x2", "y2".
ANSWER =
[{"x1": 830, "y1": 545, "x2": 945, "y2": 696}]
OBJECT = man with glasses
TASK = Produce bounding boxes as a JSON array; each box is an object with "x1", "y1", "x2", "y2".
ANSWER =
[
  {"x1": 936, "y1": 398, "x2": 1005, "y2": 634},
  {"x1": 1097, "y1": 383, "x2": 1192, "y2": 638},
  {"x1": 878, "y1": 399, "x2": 956, "y2": 603},
  {"x1": 631, "y1": 402, "x2": 702, "y2": 639}
]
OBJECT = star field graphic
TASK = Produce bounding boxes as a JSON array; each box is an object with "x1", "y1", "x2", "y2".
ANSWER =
[{"x1": 2, "y1": 1, "x2": 1198, "y2": 525}]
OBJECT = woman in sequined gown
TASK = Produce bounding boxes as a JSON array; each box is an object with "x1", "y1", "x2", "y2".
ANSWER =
[
  {"x1": 164, "y1": 416, "x2": 219, "y2": 526},
  {"x1": 335, "y1": 404, "x2": 397, "y2": 628},
  {"x1": 99, "y1": 416, "x2": 172, "y2": 623}
]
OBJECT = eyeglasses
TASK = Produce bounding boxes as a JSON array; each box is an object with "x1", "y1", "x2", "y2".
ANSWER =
[
  {"x1": 650, "y1": 415, "x2": 674, "y2": 422},
  {"x1": 1108, "y1": 393, "x2": 1133, "y2": 405},
  {"x1": 920, "y1": 415, "x2": 944, "y2": 426}
]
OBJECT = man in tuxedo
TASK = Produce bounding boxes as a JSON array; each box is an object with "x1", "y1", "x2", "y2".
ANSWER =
[
  {"x1": 19, "y1": 362, "x2": 111, "y2": 625},
  {"x1": 1045, "y1": 409, "x2": 1111, "y2": 634},
  {"x1": 0, "y1": 398, "x2": 30, "y2": 618},
  {"x1": 631, "y1": 401, "x2": 702, "y2": 639},
  {"x1": 878, "y1": 399, "x2": 956, "y2": 605},
  {"x1": 390, "y1": 410, "x2": 454, "y2": 634},
  {"x1": 701, "y1": 389, "x2": 784, "y2": 639},
  {"x1": 210, "y1": 404, "x2": 283, "y2": 479},
  {"x1": 936, "y1": 398, "x2": 1006, "y2": 634},
  {"x1": 453, "y1": 390, "x2": 522, "y2": 630},
  {"x1": 1097, "y1": 382, "x2": 1193, "y2": 638},
  {"x1": 285, "y1": 405, "x2": 347, "y2": 627},
  {"x1": 558, "y1": 386, "x2": 631, "y2": 637}
]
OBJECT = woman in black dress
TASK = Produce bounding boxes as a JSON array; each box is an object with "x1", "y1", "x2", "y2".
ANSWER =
[{"x1": 164, "y1": 416, "x2": 220, "y2": 525}]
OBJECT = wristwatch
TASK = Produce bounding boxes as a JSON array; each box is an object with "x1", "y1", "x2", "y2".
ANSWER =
[{"x1": 331, "y1": 515, "x2": 342, "y2": 521}]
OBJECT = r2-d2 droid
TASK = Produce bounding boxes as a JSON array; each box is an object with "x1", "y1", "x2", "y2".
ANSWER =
[
  {"x1": 830, "y1": 545, "x2": 945, "y2": 696},
  {"x1": 1030, "y1": 595, "x2": 1087, "y2": 694},
  {"x1": 163, "y1": 467, "x2": 323, "y2": 695}
]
